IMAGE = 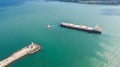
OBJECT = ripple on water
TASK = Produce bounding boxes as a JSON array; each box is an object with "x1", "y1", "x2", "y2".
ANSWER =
[{"x1": 90, "y1": 38, "x2": 120, "y2": 67}]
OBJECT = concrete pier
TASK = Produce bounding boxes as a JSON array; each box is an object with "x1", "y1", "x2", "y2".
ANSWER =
[{"x1": 0, "y1": 42, "x2": 41, "y2": 67}]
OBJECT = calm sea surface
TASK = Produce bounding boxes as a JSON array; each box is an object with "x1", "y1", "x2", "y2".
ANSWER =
[{"x1": 0, "y1": 1, "x2": 120, "y2": 67}]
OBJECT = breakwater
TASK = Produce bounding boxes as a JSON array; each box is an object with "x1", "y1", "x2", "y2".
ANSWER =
[{"x1": 0, "y1": 42, "x2": 41, "y2": 67}]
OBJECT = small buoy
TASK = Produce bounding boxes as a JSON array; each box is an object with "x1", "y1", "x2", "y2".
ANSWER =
[{"x1": 47, "y1": 25, "x2": 51, "y2": 29}]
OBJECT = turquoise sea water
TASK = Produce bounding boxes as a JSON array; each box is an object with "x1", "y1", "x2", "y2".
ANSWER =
[{"x1": 0, "y1": 1, "x2": 120, "y2": 67}]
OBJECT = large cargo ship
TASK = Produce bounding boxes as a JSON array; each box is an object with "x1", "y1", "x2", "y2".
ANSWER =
[{"x1": 61, "y1": 22, "x2": 102, "y2": 34}]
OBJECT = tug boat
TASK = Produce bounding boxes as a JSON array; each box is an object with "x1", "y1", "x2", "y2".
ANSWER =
[
  {"x1": 47, "y1": 25, "x2": 51, "y2": 29},
  {"x1": 61, "y1": 22, "x2": 102, "y2": 34}
]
